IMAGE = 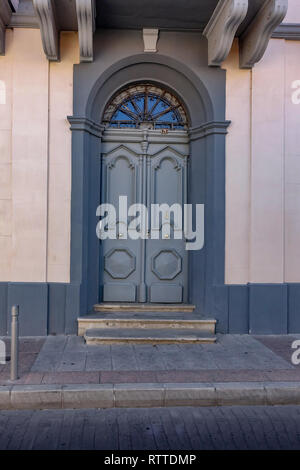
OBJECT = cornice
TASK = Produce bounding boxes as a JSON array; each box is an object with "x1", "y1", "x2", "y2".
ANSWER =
[
  {"x1": 67, "y1": 116, "x2": 104, "y2": 138},
  {"x1": 9, "y1": 12, "x2": 39, "y2": 28},
  {"x1": 189, "y1": 121, "x2": 231, "y2": 141},
  {"x1": 272, "y1": 23, "x2": 300, "y2": 40}
]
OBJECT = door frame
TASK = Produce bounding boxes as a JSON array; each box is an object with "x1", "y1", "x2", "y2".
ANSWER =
[
  {"x1": 100, "y1": 128, "x2": 190, "y2": 303},
  {"x1": 67, "y1": 54, "x2": 230, "y2": 332}
]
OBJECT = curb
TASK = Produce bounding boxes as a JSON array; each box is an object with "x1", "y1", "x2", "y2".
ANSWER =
[{"x1": 1, "y1": 382, "x2": 300, "y2": 410}]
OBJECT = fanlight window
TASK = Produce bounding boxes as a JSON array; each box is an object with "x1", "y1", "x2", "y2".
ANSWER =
[{"x1": 102, "y1": 84, "x2": 188, "y2": 130}]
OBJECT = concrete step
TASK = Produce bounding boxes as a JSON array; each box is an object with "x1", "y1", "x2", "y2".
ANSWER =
[
  {"x1": 84, "y1": 328, "x2": 216, "y2": 345},
  {"x1": 94, "y1": 303, "x2": 195, "y2": 313},
  {"x1": 78, "y1": 313, "x2": 216, "y2": 335}
]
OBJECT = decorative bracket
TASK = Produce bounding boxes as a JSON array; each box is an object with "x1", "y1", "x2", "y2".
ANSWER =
[
  {"x1": 239, "y1": 0, "x2": 288, "y2": 69},
  {"x1": 143, "y1": 28, "x2": 159, "y2": 52},
  {"x1": 203, "y1": 0, "x2": 248, "y2": 66},
  {"x1": 75, "y1": 0, "x2": 96, "y2": 62},
  {"x1": 0, "y1": 0, "x2": 13, "y2": 55},
  {"x1": 32, "y1": 0, "x2": 59, "y2": 61}
]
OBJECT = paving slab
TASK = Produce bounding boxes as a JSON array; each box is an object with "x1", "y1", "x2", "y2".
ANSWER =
[
  {"x1": 114, "y1": 383, "x2": 164, "y2": 408},
  {"x1": 31, "y1": 351, "x2": 63, "y2": 372},
  {"x1": 10, "y1": 385, "x2": 62, "y2": 410},
  {"x1": 57, "y1": 352, "x2": 87, "y2": 372},
  {"x1": 265, "y1": 382, "x2": 300, "y2": 405},
  {"x1": 62, "y1": 384, "x2": 114, "y2": 409},
  {"x1": 165, "y1": 383, "x2": 216, "y2": 407},
  {"x1": 85, "y1": 346, "x2": 112, "y2": 371},
  {"x1": 0, "y1": 387, "x2": 11, "y2": 410},
  {"x1": 42, "y1": 371, "x2": 100, "y2": 385},
  {"x1": 215, "y1": 382, "x2": 267, "y2": 406}
]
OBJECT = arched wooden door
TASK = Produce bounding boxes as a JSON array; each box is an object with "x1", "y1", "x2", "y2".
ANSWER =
[{"x1": 100, "y1": 84, "x2": 189, "y2": 303}]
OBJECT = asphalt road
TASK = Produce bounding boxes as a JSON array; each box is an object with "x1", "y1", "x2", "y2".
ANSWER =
[{"x1": 1, "y1": 405, "x2": 300, "y2": 450}]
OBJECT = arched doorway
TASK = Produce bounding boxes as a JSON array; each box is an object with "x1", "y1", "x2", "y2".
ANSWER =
[
  {"x1": 68, "y1": 54, "x2": 229, "y2": 333},
  {"x1": 100, "y1": 83, "x2": 190, "y2": 303}
]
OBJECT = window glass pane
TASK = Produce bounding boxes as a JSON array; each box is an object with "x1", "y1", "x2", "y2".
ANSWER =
[{"x1": 103, "y1": 84, "x2": 187, "y2": 129}]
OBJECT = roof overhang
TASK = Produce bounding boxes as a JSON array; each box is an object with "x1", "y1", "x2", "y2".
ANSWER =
[{"x1": 2, "y1": 0, "x2": 289, "y2": 68}]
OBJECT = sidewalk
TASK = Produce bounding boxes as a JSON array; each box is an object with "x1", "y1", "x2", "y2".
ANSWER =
[{"x1": 1, "y1": 334, "x2": 300, "y2": 409}]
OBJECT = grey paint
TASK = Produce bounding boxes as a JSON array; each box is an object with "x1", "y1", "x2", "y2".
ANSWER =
[
  {"x1": 228, "y1": 286, "x2": 249, "y2": 334},
  {"x1": 0, "y1": 282, "x2": 299, "y2": 336},
  {"x1": 14, "y1": 0, "x2": 267, "y2": 33},
  {"x1": 7, "y1": 283, "x2": 48, "y2": 336},
  {"x1": 249, "y1": 284, "x2": 288, "y2": 335},
  {"x1": 96, "y1": 0, "x2": 265, "y2": 35},
  {"x1": 272, "y1": 23, "x2": 300, "y2": 40},
  {"x1": 288, "y1": 284, "x2": 300, "y2": 332},
  {"x1": 12, "y1": 0, "x2": 263, "y2": 35},
  {"x1": 0, "y1": 283, "x2": 7, "y2": 335},
  {"x1": 48, "y1": 283, "x2": 66, "y2": 335},
  {"x1": 101, "y1": 132, "x2": 189, "y2": 303}
]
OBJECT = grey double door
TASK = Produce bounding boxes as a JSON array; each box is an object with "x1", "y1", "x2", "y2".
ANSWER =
[{"x1": 101, "y1": 129, "x2": 189, "y2": 303}]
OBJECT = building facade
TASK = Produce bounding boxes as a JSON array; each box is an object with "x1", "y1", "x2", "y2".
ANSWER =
[{"x1": 0, "y1": 0, "x2": 300, "y2": 336}]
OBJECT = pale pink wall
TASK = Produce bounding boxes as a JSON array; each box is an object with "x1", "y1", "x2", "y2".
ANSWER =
[
  {"x1": 225, "y1": 38, "x2": 300, "y2": 284},
  {"x1": 0, "y1": 30, "x2": 13, "y2": 281},
  {"x1": 250, "y1": 39, "x2": 285, "y2": 283},
  {"x1": 47, "y1": 32, "x2": 79, "y2": 283},
  {"x1": 10, "y1": 28, "x2": 49, "y2": 282},
  {"x1": 284, "y1": 40, "x2": 300, "y2": 282},
  {"x1": 224, "y1": 40, "x2": 251, "y2": 284},
  {"x1": 0, "y1": 29, "x2": 78, "y2": 283},
  {"x1": 284, "y1": 0, "x2": 300, "y2": 22}
]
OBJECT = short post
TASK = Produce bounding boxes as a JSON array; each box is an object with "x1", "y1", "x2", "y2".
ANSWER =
[{"x1": 10, "y1": 305, "x2": 19, "y2": 381}]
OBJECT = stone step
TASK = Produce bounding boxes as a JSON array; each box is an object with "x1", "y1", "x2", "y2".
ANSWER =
[
  {"x1": 93, "y1": 303, "x2": 195, "y2": 313},
  {"x1": 78, "y1": 313, "x2": 216, "y2": 336},
  {"x1": 84, "y1": 328, "x2": 216, "y2": 345}
]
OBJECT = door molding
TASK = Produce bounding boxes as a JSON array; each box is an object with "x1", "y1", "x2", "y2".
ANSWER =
[
  {"x1": 101, "y1": 129, "x2": 189, "y2": 303},
  {"x1": 68, "y1": 53, "x2": 230, "y2": 328}
]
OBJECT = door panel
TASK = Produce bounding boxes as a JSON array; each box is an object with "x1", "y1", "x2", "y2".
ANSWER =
[
  {"x1": 150, "y1": 284, "x2": 183, "y2": 303},
  {"x1": 146, "y1": 145, "x2": 188, "y2": 303},
  {"x1": 101, "y1": 130, "x2": 188, "y2": 303},
  {"x1": 101, "y1": 145, "x2": 142, "y2": 302}
]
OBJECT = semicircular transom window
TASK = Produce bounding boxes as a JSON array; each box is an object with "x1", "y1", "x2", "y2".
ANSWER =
[{"x1": 102, "y1": 84, "x2": 188, "y2": 130}]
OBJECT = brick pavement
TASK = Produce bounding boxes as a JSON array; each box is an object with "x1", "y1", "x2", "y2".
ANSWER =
[{"x1": 0, "y1": 334, "x2": 300, "y2": 386}]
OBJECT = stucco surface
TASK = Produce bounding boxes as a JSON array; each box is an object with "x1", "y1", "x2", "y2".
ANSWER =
[
  {"x1": 224, "y1": 38, "x2": 300, "y2": 284},
  {"x1": 284, "y1": 0, "x2": 300, "y2": 23},
  {"x1": 0, "y1": 29, "x2": 78, "y2": 283}
]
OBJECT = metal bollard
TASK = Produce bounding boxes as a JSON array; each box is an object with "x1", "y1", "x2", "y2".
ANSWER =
[{"x1": 10, "y1": 305, "x2": 19, "y2": 381}]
